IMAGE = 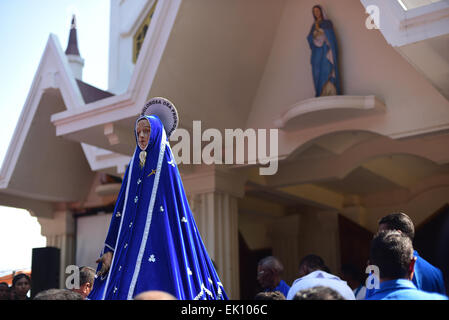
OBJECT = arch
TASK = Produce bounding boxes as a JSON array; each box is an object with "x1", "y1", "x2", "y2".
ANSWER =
[
  {"x1": 269, "y1": 130, "x2": 449, "y2": 190},
  {"x1": 337, "y1": 142, "x2": 445, "y2": 181},
  {"x1": 285, "y1": 129, "x2": 384, "y2": 162}
]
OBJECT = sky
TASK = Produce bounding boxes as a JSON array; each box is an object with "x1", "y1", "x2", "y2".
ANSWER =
[{"x1": 0, "y1": 0, "x2": 110, "y2": 275}]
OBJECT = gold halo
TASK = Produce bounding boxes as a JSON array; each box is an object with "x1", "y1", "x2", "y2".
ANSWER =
[{"x1": 141, "y1": 97, "x2": 178, "y2": 138}]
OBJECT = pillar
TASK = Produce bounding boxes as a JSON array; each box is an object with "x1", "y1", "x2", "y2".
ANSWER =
[
  {"x1": 38, "y1": 210, "x2": 76, "y2": 289},
  {"x1": 270, "y1": 210, "x2": 341, "y2": 284},
  {"x1": 182, "y1": 165, "x2": 245, "y2": 299}
]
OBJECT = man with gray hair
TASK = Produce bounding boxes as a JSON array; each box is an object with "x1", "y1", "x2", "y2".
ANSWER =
[
  {"x1": 72, "y1": 266, "x2": 96, "y2": 299},
  {"x1": 293, "y1": 286, "x2": 345, "y2": 300},
  {"x1": 34, "y1": 289, "x2": 84, "y2": 300},
  {"x1": 257, "y1": 256, "x2": 290, "y2": 298}
]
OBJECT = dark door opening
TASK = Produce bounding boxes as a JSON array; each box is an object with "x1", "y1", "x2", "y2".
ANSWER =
[{"x1": 238, "y1": 232, "x2": 272, "y2": 300}]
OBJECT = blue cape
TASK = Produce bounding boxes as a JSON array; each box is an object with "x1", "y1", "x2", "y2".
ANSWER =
[
  {"x1": 307, "y1": 19, "x2": 341, "y2": 97},
  {"x1": 88, "y1": 115, "x2": 227, "y2": 300}
]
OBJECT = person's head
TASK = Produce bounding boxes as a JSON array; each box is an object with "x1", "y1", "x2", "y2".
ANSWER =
[
  {"x1": 254, "y1": 291, "x2": 286, "y2": 300},
  {"x1": 298, "y1": 254, "x2": 330, "y2": 278},
  {"x1": 12, "y1": 274, "x2": 31, "y2": 299},
  {"x1": 257, "y1": 256, "x2": 284, "y2": 290},
  {"x1": 133, "y1": 290, "x2": 177, "y2": 300},
  {"x1": 33, "y1": 288, "x2": 84, "y2": 300},
  {"x1": 370, "y1": 230, "x2": 416, "y2": 282},
  {"x1": 378, "y1": 212, "x2": 415, "y2": 241},
  {"x1": 293, "y1": 286, "x2": 345, "y2": 300},
  {"x1": 312, "y1": 5, "x2": 324, "y2": 21},
  {"x1": 136, "y1": 117, "x2": 151, "y2": 150},
  {"x1": 0, "y1": 282, "x2": 10, "y2": 300},
  {"x1": 72, "y1": 266, "x2": 95, "y2": 298}
]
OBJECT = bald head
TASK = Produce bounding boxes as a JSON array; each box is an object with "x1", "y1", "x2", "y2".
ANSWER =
[
  {"x1": 257, "y1": 256, "x2": 284, "y2": 289},
  {"x1": 258, "y1": 256, "x2": 284, "y2": 274},
  {"x1": 134, "y1": 290, "x2": 177, "y2": 300}
]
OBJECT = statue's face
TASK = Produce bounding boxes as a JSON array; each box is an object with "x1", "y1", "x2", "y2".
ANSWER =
[
  {"x1": 136, "y1": 118, "x2": 151, "y2": 150},
  {"x1": 313, "y1": 7, "x2": 322, "y2": 20}
]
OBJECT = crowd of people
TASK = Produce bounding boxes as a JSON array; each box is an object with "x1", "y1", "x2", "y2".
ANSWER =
[
  {"x1": 0, "y1": 264, "x2": 178, "y2": 300},
  {"x1": 0, "y1": 273, "x2": 32, "y2": 300},
  {"x1": 0, "y1": 212, "x2": 447, "y2": 300},
  {"x1": 0, "y1": 266, "x2": 96, "y2": 300},
  {"x1": 256, "y1": 212, "x2": 448, "y2": 300}
]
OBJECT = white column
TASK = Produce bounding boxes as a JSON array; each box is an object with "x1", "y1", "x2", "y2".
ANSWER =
[
  {"x1": 183, "y1": 165, "x2": 245, "y2": 299},
  {"x1": 38, "y1": 210, "x2": 76, "y2": 289},
  {"x1": 270, "y1": 210, "x2": 341, "y2": 285}
]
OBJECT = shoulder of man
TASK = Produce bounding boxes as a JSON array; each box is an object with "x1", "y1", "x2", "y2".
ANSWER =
[{"x1": 414, "y1": 251, "x2": 445, "y2": 283}]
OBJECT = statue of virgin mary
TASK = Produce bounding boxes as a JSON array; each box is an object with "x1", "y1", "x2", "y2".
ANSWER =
[
  {"x1": 307, "y1": 5, "x2": 341, "y2": 97},
  {"x1": 88, "y1": 98, "x2": 227, "y2": 300}
]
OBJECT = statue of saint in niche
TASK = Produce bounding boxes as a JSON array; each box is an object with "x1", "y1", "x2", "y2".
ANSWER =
[{"x1": 307, "y1": 5, "x2": 341, "y2": 97}]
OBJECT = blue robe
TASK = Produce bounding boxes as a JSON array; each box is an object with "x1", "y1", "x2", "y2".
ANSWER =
[
  {"x1": 307, "y1": 19, "x2": 341, "y2": 97},
  {"x1": 88, "y1": 115, "x2": 228, "y2": 300}
]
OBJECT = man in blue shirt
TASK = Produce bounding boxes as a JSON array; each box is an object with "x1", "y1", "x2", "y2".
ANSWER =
[
  {"x1": 257, "y1": 256, "x2": 290, "y2": 298},
  {"x1": 366, "y1": 212, "x2": 446, "y2": 298},
  {"x1": 366, "y1": 230, "x2": 447, "y2": 300}
]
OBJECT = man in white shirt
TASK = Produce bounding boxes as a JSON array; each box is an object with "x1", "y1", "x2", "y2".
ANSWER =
[{"x1": 286, "y1": 254, "x2": 355, "y2": 300}]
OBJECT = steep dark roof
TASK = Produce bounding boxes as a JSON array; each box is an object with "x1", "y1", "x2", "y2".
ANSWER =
[
  {"x1": 65, "y1": 15, "x2": 81, "y2": 56},
  {"x1": 76, "y1": 79, "x2": 114, "y2": 104}
]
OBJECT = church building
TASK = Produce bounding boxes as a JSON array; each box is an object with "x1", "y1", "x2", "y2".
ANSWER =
[{"x1": 1, "y1": 0, "x2": 449, "y2": 299}]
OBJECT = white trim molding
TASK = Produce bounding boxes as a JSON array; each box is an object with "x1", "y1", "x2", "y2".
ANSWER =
[
  {"x1": 50, "y1": 0, "x2": 182, "y2": 143},
  {"x1": 0, "y1": 34, "x2": 84, "y2": 189},
  {"x1": 274, "y1": 95, "x2": 386, "y2": 131}
]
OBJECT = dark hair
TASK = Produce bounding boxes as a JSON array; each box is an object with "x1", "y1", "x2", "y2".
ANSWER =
[
  {"x1": 254, "y1": 291, "x2": 286, "y2": 300},
  {"x1": 293, "y1": 286, "x2": 345, "y2": 300},
  {"x1": 0, "y1": 282, "x2": 8, "y2": 288},
  {"x1": 12, "y1": 274, "x2": 31, "y2": 287},
  {"x1": 312, "y1": 5, "x2": 324, "y2": 20},
  {"x1": 370, "y1": 230, "x2": 414, "y2": 279},
  {"x1": 258, "y1": 256, "x2": 284, "y2": 275},
  {"x1": 299, "y1": 254, "x2": 330, "y2": 274},
  {"x1": 33, "y1": 289, "x2": 84, "y2": 300},
  {"x1": 378, "y1": 212, "x2": 415, "y2": 240},
  {"x1": 79, "y1": 266, "x2": 95, "y2": 286}
]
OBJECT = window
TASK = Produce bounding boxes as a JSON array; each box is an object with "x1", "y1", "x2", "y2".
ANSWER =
[{"x1": 133, "y1": 1, "x2": 158, "y2": 64}]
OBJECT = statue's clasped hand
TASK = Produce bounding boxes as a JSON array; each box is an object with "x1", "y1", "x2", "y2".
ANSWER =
[{"x1": 96, "y1": 251, "x2": 113, "y2": 277}]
